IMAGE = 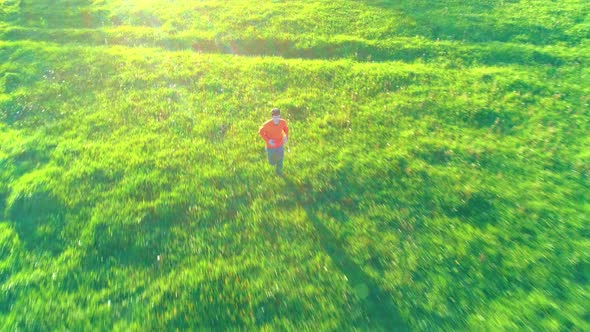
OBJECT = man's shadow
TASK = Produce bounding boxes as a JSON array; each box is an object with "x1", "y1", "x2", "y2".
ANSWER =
[{"x1": 283, "y1": 177, "x2": 408, "y2": 331}]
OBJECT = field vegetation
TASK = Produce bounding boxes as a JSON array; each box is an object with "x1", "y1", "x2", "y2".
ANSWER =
[{"x1": 1, "y1": 0, "x2": 589, "y2": 330}]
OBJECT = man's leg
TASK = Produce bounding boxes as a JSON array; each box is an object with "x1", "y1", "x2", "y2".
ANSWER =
[
  {"x1": 275, "y1": 146, "x2": 284, "y2": 175},
  {"x1": 266, "y1": 147, "x2": 276, "y2": 166}
]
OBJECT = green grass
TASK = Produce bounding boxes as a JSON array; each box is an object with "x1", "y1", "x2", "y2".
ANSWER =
[{"x1": 1, "y1": 0, "x2": 589, "y2": 330}]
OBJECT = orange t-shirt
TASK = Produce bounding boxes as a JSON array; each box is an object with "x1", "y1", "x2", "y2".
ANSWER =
[{"x1": 259, "y1": 119, "x2": 289, "y2": 149}]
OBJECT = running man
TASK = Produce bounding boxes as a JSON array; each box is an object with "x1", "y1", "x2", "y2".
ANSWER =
[{"x1": 259, "y1": 108, "x2": 289, "y2": 176}]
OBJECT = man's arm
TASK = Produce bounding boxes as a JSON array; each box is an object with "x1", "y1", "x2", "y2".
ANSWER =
[
  {"x1": 282, "y1": 123, "x2": 289, "y2": 144},
  {"x1": 259, "y1": 125, "x2": 276, "y2": 146},
  {"x1": 259, "y1": 125, "x2": 269, "y2": 142}
]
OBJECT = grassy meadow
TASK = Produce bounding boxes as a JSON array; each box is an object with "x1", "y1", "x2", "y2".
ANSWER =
[{"x1": 1, "y1": 0, "x2": 589, "y2": 330}]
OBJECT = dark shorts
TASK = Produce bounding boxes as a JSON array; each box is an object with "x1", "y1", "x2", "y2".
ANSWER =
[{"x1": 266, "y1": 145, "x2": 284, "y2": 169}]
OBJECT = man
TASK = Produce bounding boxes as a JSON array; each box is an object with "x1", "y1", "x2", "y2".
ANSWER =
[{"x1": 259, "y1": 108, "x2": 289, "y2": 176}]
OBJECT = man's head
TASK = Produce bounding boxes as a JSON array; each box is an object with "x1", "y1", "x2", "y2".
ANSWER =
[{"x1": 271, "y1": 108, "x2": 280, "y2": 124}]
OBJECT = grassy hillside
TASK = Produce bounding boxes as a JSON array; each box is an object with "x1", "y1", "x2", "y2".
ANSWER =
[{"x1": 1, "y1": 0, "x2": 589, "y2": 330}]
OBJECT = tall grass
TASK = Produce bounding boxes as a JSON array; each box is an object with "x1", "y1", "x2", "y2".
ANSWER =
[{"x1": 1, "y1": 0, "x2": 589, "y2": 330}]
